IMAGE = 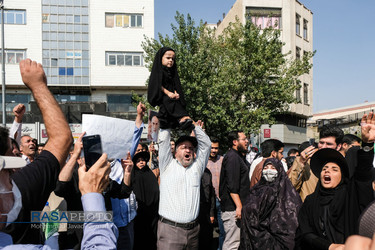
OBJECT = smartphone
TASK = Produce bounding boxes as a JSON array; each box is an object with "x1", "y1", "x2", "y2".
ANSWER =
[
  {"x1": 309, "y1": 138, "x2": 315, "y2": 146},
  {"x1": 82, "y1": 134, "x2": 103, "y2": 170}
]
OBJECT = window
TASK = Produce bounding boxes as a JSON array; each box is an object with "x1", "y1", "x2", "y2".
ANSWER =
[
  {"x1": 105, "y1": 13, "x2": 143, "y2": 28},
  {"x1": 59, "y1": 67, "x2": 74, "y2": 75},
  {"x1": 303, "y1": 83, "x2": 309, "y2": 105},
  {"x1": 296, "y1": 47, "x2": 301, "y2": 60},
  {"x1": 106, "y1": 52, "x2": 143, "y2": 66},
  {"x1": 296, "y1": 80, "x2": 301, "y2": 103},
  {"x1": 54, "y1": 94, "x2": 89, "y2": 102},
  {"x1": 0, "y1": 94, "x2": 31, "y2": 112},
  {"x1": 303, "y1": 19, "x2": 308, "y2": 40},
  {"x1": 246, "y1": 8, "x2": 281, "y2": 29},
  {"x1": 296, "y1": 14, "x2": 300, "y2": 35},
  {"x1": 0, "y1": 10, "x2": 26, "y2": 24},
  {"x1": 0, "y1": 50, "x2": 26, "y2": 64},
  {"x1": 107, "y1": 94, "x2": 136, "y2": 112}
]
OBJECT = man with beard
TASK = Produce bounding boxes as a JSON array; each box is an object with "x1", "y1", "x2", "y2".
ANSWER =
[
  {"x1": 157, "y1": 119, "x2": 211, "y2": 249},
  {"x1": 219, "y1": 131, "x2": 249, "y2": 250},
  {"x1": 19, "y1": 135, "x2": 37, "y2": 163}
]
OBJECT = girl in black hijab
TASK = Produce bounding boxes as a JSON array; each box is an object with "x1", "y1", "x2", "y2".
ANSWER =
[
  {"x1": 147, "y1": 47, "x2": 193, "y2": 130},
  {"x1": 295, "y1": 148, "x2": 374, "y2": 250},
  {"x1": 131, "y1": 151, "x2": 159, "y2": 250},
  {"x1": 240, "y1": 158, "x2": 302, "y2": 250}
]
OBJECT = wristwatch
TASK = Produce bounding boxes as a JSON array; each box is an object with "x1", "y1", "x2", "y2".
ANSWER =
[{"x1": 362, "y1": 142, "x2": 375, "y2": 152}]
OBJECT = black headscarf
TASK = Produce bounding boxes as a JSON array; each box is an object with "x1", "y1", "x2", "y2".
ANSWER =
[
  {"x1": 240, "y1": 158, "x2": 302, "y2": 250},
  {"x1": 147, "y1": 47, "x2": 186, "y2": 107},
  {"x1": 295, "y1": 148, "x2": 374, "y2": 250}
]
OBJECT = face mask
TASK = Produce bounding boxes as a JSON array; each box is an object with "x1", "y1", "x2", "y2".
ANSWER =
[
  {"x1": 262, "y1": 169, "x2": 278, "y2": 182},
  {"x1": 1, "y1": 180, "x2": 22, "y2": 226}
]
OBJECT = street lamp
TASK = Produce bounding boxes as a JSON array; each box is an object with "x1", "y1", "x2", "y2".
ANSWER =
[{"x1": 0, "y1": 0, "x2": 5, "y2": 127}]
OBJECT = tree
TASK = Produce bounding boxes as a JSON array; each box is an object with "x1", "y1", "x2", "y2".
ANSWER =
[{"x1": 139, "y1": 12, "x2": 314, "y2": 146}]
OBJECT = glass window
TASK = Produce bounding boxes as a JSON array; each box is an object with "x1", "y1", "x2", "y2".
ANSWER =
[
  {"x1": 59, "y1": 67, "x2": 66, "y2": 75},
  {"x1": 117, "y1": 55, "x2": 124, "y2": 65},
  {"x1": 66, "y1": 7, "x2": 74, "y2": 15},
  {"x1": 51, "y1": 77, "x2": 58, "y2": 84},
  {"x1": 82, "y1": 16, "x2": 88, "y2": 24},
  {"x1": 59, "y1": 77, "x2": 66, "y2": 84},
  {"x1": 66, "y1": 0, "x2": 73, "y2": 5},
  {"x1": 82, "y1": 8, "x2": 88, "y2": 15},
  {"x1": 74, "y1": 42, "x2": 81, "y2": 49},
  {"x1": 42, "y1": 23, "x2": 49, "y2": 31},
  {"x1": 66, "y1": 42, "x2": 74, "y2": 49},
  {"x1": 0, "y1": 94, "x2": 31, "y2": 112},
  {"x1": 74, "y1": 15, "x2": 80, "y2": 23},
  {"x1": 303, "y1": 83, "x2": 308, "y2": 105},
  {"x1": 109, "y1": 55, "x2": 116, "y2": 65},
  {"x1": 82, "y1": 0, "x2": 89, "y2": 6},
  {"x1": 74, "y1": 33, "x2": 81, "y2": 40},
  {"x1": 137, "y1": 15, "x2": 142, "y2": 27},
  {"x1": 82, "y1": 25, "x2": 88, "y2": 32},
  {"x1": 303, "y1": 19, "x2": 308, "y2": 40},
  {"x1": 58, "y1": 7, "x2": 65, "y2": 14},
  {"x1": 74, "y1": 68, "x2": 81, "y2": 76},
  {"x1": 58, "y1": 24, "x2": 65, "y2": 32},
  {"x1": 50, "y1": 6, "x2": 58, "y2": 14},
  {"x1": 74, "y1": 24, "x2": 81, "y2": 32},
  {"x1": 66, "y1": 59, "x2": 73, "y2": 67},
  {"x1": 50, "y1": 23, "x2": 58, "y2": 31},
  {"x1": 66, "y1": 15, "x2": 73, "y2": 23},
  {"x1": 105, "y1": 14, "x2": 114, "y2": 28},
  {"x1": 6, "y1": 12, "x2": 14, "y2": 24},
  {"x1": 43, "y1": 59, "x2": 49, "y2": 67},
  {"x1": 15, "y1": 13, "x2": 23, "y2": 24},
  {"x1": 296, "y1": 14, "x2": 300, "y2": 35},
  {"x1": 82, "y1": 50, "x2": 89, "y2": 59},
  {"x1": 107, "y1": 94, "x2": 134, "y2": 112},
  {"x1": 59, "y1": 50, "x2": 65, "y2": 58},
  {"x1": 42, "y1": 32, "x2": 49, "y2": 40},
  {"x1": 43, "y1": 50, "x2": 49, "y2": 58},
  {"x1": 50, "y1": 32, "x2": 57, "y2": 40},
  {"x1": 82, "y1": 42, "x2": 89, "y2": 50},
  {"x1": 51, "y1": 50, "x2": 58, "y2": 57},
  {"x1": 296, "y1": 47, "x2": 301, "y2": 60},
  {"x1": 130, "y1": 15, "x2": 135, "y2": 27},
  {"x1": 51, "y1": 68, "x2": 58, "y2": 76},
  {"x1": 58, "y1": 15, "x2": 66, "y2": 22},
  {"x1": 66, "y1": 32, "x2": 73, "y2": 40},
  {"x1": 43, "y1": 41, "x2": 49, "y2": 49},
  {"x1": 74, "y1": 59, "x2": 81, "y2": 66},
  {"x1": 7, "y1": 53, "x2": 15, "y2": 64},
  {"x1": 82, "y1": 60, "x2": 89, "y2": 67},
  {"x1": 67, "y1": 67, "x2": 74, "y2": 75},
  {"x1": 51, "y1": 58, "x2": 58, "y2": 66},
  {"x1": 58, "y1": 32, "x2": 65, "y2": 40},
  {"x1": 134, "y1": 56, "x2": 140, "y2": 66},
  {"x1": 74, "y1": 8, "x2": 80, "y2": 15},
  {"x1": 50, "y1": 41, "x2": 58, "y2": 49},
  {"x1": 125, "y1": 55, "x2": 132, "y2": 66},
  {"x1": 50, "y1": 15, "x2": 58, "y2": 22},
  {"x1": 82, "y1": 68, "x2": 89, "y2": 76},
  {"x1": 82, "y1": 33, "x2": 89, "y2": 41},
  {"x1": 82, "y1": 76, "x2": 89, "y2": 84},
  {"x1": 59, "y1": 59, "x2": 66, "y2": 67}
]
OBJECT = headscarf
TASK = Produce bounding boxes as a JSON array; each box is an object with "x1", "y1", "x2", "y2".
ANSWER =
[
  {"x1": 147, "y1": 47, "x2": 186, "y2": 107},
  {"x1": 296, "y1": 149, "x2": 350, "y2": 248},
  {"x1": 240, "y1": 158, "x2": 302, "y2": 250}
]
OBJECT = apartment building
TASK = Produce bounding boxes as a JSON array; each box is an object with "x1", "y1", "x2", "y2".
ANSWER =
[
  {"x1": 215, "y1": 0, "x2": 313, "y2": 151},
  {"x1": 0, "y1": 0, "x2": 154, "y2": 130}
]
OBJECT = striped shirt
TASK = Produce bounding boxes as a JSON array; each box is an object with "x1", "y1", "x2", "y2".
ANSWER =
[{"x1": 158, "y1": 127, "x2": 211, "y2": 223}]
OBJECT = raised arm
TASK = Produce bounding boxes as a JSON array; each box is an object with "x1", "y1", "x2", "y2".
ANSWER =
[
  {"x1": 158, "y1": 129, "x2": 173, "y2": 172},
  {"x1": 19, "y1": 59, "x2": 72, "y2": 166},
  {"x1": 193, "y1": 121, "x2": 211, "y2": 173},
  {"x1": 9, "y1": 104, "x2": 25, "y2": 144},
  {"x1": 58, "y1": 132, "x2": 84, "y2": 182}
]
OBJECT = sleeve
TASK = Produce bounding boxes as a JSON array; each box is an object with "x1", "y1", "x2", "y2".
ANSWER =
[
  {"x1": 54, "y1": 179, "x2": 76, "y2": 199},
  {"x1": 295, "y1": 199, "x2": 331, "y2": 250},
  {"x1": 250, "y1": 164, "x2": 262, "y2": 188},
  {"x1": 11, "y1": 150, "x2": 60, "y2": 211},
  {"x1": 194, "y1": 126, "x2": 211, "y2": 174},
  {"x1": 158, "y1": 129, "x2": 173, "y2": 172},
  {"x1": 81, "y1": 193, "x2": 118, "y2": 250},
  {"x1": 105, "y1": 179, "x2": 132, "y2": 199},
  {"x1": 288, "y1": 157, "x2": 310, "y2": 193},
  {"x1": 9, "y1": 120, "x2": 22, "y2": 145},
  {"x1": 209, "y1": 178, "x2": 216, "y2": 218},
  {"x1": 130, "y1": 124, "x2": 144, "y2": 158}
]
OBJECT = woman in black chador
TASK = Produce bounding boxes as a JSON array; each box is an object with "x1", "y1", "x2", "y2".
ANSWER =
[
  {"x1": 240, "y1": 158, "x2": 302, "y2": 250},
  {"x1": 147, "y1": 47, "x2": 193, "y2": 130}
]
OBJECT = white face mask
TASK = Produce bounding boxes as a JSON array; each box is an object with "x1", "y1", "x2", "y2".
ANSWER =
[
  {"x1": 1, "y1": 180, "x2": 22, "y2": 227},
  {"x1": 262, "y1": 169, "x2": 278, "y2": 182}
]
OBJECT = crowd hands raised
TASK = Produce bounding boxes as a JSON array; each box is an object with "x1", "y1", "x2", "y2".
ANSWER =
[{"x1": 1, "y1": 58, "x2": 375, "y2": 250}]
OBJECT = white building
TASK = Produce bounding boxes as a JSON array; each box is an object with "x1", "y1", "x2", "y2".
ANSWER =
[
  {"x1": 1, "y1": 0, "x2": 154, "y2": 120},
  {"x1": 215, "y1": 0, "x2": 313, "y2": 152}
]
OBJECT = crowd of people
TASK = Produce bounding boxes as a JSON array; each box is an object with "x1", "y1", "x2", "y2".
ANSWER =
[{"x1": 1, "y1": 50, "x2": 375, "y2": 250}]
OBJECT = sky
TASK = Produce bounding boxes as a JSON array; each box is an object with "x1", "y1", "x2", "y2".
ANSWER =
[{"x1": 154, "y1": 0, "x2": 375, "y2": 113}]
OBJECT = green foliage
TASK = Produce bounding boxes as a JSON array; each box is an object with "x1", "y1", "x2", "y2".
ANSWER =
[{"x1": 140, "y1": 12, "x2": 314, "y2": 146}]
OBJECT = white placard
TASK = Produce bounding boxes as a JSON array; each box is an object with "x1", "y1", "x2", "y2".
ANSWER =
[{"x1": 82, "y1": 114, "x2": 134, "y2": 159}]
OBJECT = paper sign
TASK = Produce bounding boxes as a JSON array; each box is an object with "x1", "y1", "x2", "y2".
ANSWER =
[{"x1": 82, "y1": 114, "x2": 134, "y2": 159}]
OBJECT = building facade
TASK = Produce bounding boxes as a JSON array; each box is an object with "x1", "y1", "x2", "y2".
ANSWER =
[
  {"x1": 1, "y1": 0, "x2": 154, "y2": 126},
  {"x1": 215, "y1": 0, "x2": 313, "y2": 151}
]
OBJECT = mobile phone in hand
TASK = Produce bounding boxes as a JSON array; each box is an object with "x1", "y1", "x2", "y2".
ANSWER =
[
  {"x1": 82, "y1": 134, "x2": 102, "y2": 170},
  {"x1": 309, "y1": 138, "x2": 315, "y2": 147}
]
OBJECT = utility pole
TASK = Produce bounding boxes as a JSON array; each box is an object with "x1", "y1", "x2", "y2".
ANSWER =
[{"x1": 1, "y1": 0, "x2": 5, "y2": 126}]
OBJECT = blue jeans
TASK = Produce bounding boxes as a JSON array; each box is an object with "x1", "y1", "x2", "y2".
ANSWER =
[{"x1": 216, "y1": 198, "x2": 225, "y2": 250}]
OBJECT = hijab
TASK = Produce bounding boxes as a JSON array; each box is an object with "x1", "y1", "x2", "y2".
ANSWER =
[
  {"x1": 240, "y1": 158, "x2": 302, "y2": 250},
  {"x1": 147, "y1": 47, "x2": 186, "y2": 107}
]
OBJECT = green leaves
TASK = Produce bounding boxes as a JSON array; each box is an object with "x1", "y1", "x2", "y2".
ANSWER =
[{"x1": 140, "y1": 12, "x2": 314, "y2": 146}]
